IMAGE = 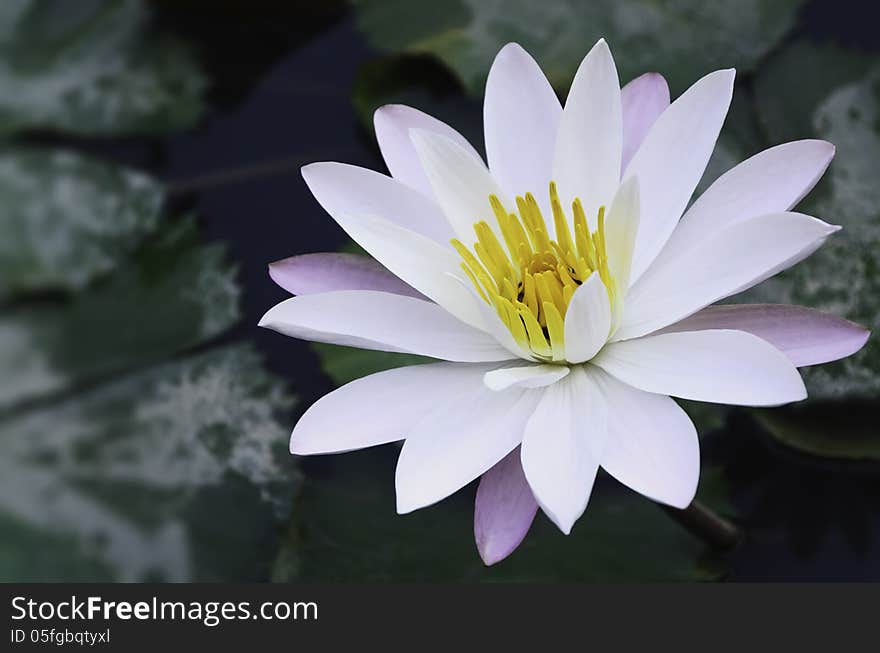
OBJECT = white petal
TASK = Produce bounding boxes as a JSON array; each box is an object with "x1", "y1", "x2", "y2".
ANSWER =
[
  {"x1": 521, "y1": 367, "x2": 605, "y2": 534},
  {"x1": 553, "y1": 39, "x2": 622, "y2": 228},
  {"x1": 564, "y1": 273, "x2": 611, "y2": 363},
  {"x1": 410, "y1": 128, "x2": 510, "y2": 243},
  {"x1": 592, "y1": 368, "x2": 698, "y2": 509},
  {"x1": 593, "y1": 329, "x2": 807, "y2": 406},
  {"x1": 616, "y1": 212, "x2": 839, "y2": 341},
  {"x1": 301, "y1": 162, "x2": 453, "y2": 243},
  {"x1": 336, "y1": 214, "x2": 486, "y2": 330},
  {"x1": 373, "y1": 104, "x2": 483, "y2": 198},
  {"x1": 291, "y1": 362, "x2": 491, "y2": 455},
  {"x1": 604, "y1": 176, "x2": 641, "y2": 299},
  {"x1": 621, "y1": 72, "x2": 670, "y2": 171},
  {"x1": 659, "y1": 140, "x2": 836, "y2": 262},
  {"x1": 484, "y1": 364, "x2": 570, "y2": 391},
  {"x1": 395, "y1": 386, "x2": 541, "y2": 513},
  {"x1": 268, "y1": 252, "x2": 424, "y2": 298},
  {"x1": 484, "y1": 43, "x2": 562, "y2": 209},
  {"x1": 259, "y1": 290, "x2": 514, "y2": 362},
  {"x1": 624, "y1": 69, "x2": 735, "y2": 282}
]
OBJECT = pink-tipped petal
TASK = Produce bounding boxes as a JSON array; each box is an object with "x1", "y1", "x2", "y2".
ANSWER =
[
  {"x1": 269, "y1": 253, "x2": 424, "y2": 298},
  {"x1": 624, "y1": 69, "x2": 735, "y2": 283},
  {"x1": 474, "y1": 447, "x2": 538, "y2": 566},
  {"x1": 620, "y1": 72, "x2": 670, "y2": 171},
  {"x1": 658, "y1": 304, "x2": 870, "y2": 367},
  {"x1": 594, "y1": 329, "x2": 807, "y2": 407},
  {"x1": 374, "y1": 104, "x2": 483, "y2": 199},
  {"x1": 259, "y1": 290, "x2": 514, "y2": 362}
]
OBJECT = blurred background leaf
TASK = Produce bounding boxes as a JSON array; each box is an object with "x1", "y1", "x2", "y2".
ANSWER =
[
  {"x1": 0, "y1": 148, "x2": 163, "y2": 300},
  {"x1": 754, "y1": 402, "x2": 880, "y2": 462},
  {"x1": 352, "y1": 0, "x2": 805, "y2": 95},
  {"x1": 0, "y1": 216, "x2": 239, "y2": 410},
  {"x1": 0, "y1": 0, "x2": 297, "y2": 581},
  {"x1": 0, "y1": 345, "x2": 295, "y2": 581},
  {"x1": 0, "y1": 0, "x2": 205, "y2": 137},
  {"x1": 743, "y1": 50, "x2": 880, "y2": 402}
]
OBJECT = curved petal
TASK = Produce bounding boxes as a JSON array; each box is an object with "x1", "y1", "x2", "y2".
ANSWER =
[
  {"x1": 621, "y1": 72, "x2": 670, "y2": 171},
  {"x1": 592, "y1": 368, "x2": 699, "y2": 509},
  {"x1": 302, "y1": 162, "x2": 453, "y2": 243},
  {"x1": 410, "y1": 128, "x2": 510, "y2": 243},
  {"x1": 336, "y1": 215, "x2": 486, "y2": 330},
  {"x1": 604, "y1": 176, "x2": 641, "y2": 299},
  {"x1": 395, "y1": 386, "x2": 541, "y2": 513},
  {"x1": 373, "y1": 104, "x2": 483, "y2": 198},
  {"x1": 484, "y1": 43, "x2": 562, "y2": 211},
  {"x1": 658, "y1": 304, "x2": 870, "y2": 367},
  {"x1": 259, "y1": 290, "x2": 515, "y2": 362},
  {"x1": 521, "y1": 367, "x2": 605, "y2": 534},
  {"x1": 269, "y1": 252, "x2": 423, "y2": 298},
  {"x1": 593, "y1": 329, "x2": 807, "y2": 407},
  {"x1": 484, "y1": 364, "x2": 570, "y2": 391},
  {"x1": 659, "y1": 140, "x2": 836, "y2": 262},
  {"x1": 564, "y1": 273, "x2": 611, "y2": 363},
  {"x1": 553, "y1": 38, "x2": 622, "y2": 228},
  {"x1": 616, "y1": 212, "x2": 840, "y2": 341},
  {"x1": 474, "y1": 447, "x2": 538, "y2": 566},
  {"x1": 624, "y1": 69, "x2": 735, "y2": 282},
  {"x1": 291, "y1": 362, "x2": 491, "y2": 455}
]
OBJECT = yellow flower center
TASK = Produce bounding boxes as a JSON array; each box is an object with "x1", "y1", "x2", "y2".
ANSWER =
[{"x1": 452, "y1": 182, "x2": 615, "y2": 363}]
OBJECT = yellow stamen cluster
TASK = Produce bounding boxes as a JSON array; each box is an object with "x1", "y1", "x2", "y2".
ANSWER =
[{"x1": 452, "y1": 182, "x2": 614, "y2": 362}]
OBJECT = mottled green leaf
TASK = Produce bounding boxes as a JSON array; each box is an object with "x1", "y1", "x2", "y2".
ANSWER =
[
  {"x1": 0, "y1": 148, "x2": 163, "y2": 300},
  {"x1": 353, "y1": 0, "x2": 804, "y2": 96},
  {"x1": 745, "y1": 59, "x2": 880, "y2": 399},
  {"x1": 275, "y1": 447, "x2": 728, "y2": 581},
  {"x1": 0, "y1": 344, "x2": 297, "y2": 582},
  {"x1": 0, "y1": 0, "x2": 205, "y2": 137},
  {"x1": 0, "y1": 218, "x2": 240, "y2": 410}
]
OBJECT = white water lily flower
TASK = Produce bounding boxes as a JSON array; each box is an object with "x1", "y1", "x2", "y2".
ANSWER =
[{"x1": 261, "y1": 40, "x2": 870, "y2": 565}]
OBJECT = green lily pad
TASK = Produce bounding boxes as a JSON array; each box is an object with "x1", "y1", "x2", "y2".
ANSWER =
[
  {"x1": 0, "y1": 144, "x2": 298, "y2": 581},
  {"x1": 313, "y1": 343, "x2": 431, "y2": 386},
  {"x1": 0, "y1": 217, "x2": 240, "y2": 411},
  {"x1": 0, "y1": 510, "x2": 114, "y2": 582},
  {"x1": 0, "y1": 344, "x2": 297, "y2": 582},
  {"x1": 745, "y1": 57, "x2": 880, "y2": 399},
  {"x1": 0, "y1": 0, "x2": 205, "y2": 137},
  {"x1": 352, "y1": 0, "x2": 805, "y2": 96},
  {"x1": 0, "y1": 148, "x2": 164, "y2": 300},
  {"x1": 754, "y1": 402, "x2": 880, "y2": 463},
  {"x1": 275, "y1": 446, "x2": 729, "y2": 581}
]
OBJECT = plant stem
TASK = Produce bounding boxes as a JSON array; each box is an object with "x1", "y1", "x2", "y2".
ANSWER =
[{"x1": 661, "y1": 500, "x2": 742, "y2": 550}]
